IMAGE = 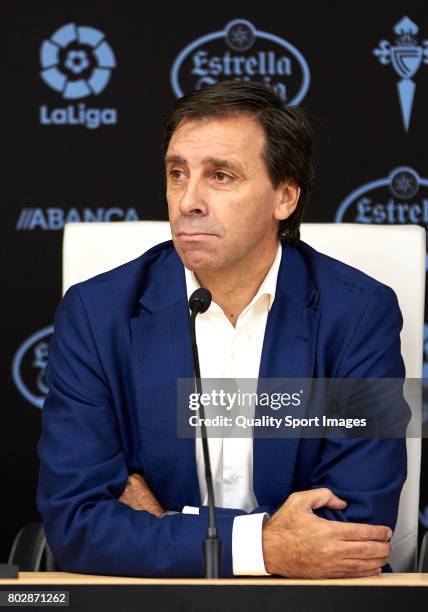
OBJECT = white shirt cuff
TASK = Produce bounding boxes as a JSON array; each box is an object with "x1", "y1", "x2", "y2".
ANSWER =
[
  {"x1": 232, "y1": 513, "x2": 271, "y2": 575},
  {"x1": 182, "y1": 505, "x2": 200, "y2": 515}
]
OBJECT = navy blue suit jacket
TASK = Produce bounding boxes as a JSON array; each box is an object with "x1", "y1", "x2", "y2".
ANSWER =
[{"x1": 36, "y1": 239, "x2": 408, "y2": 576}]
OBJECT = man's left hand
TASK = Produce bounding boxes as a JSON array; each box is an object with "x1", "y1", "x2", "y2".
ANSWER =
[{"x1": 118, "y1": 473, "x2": 165, "y2": 517}]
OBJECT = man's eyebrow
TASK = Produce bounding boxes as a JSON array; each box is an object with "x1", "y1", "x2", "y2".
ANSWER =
[
  {"x1": 165, "y1": 154, "x2": 245, "y2": 173},
  {"x1": 202, "y1": 157, "x2": 245, "y2": 173},
  {"x1": 165, "y1": 154, "x2": 186, "y2": 165}
]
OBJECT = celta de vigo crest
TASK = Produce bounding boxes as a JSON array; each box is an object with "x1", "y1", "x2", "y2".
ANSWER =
[{"x1": 373, "y1": 16, "x2": 428, "y2": 131}]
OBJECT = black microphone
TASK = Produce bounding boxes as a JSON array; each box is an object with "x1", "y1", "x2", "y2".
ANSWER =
[{"x1": 188, "y1": 288, "x2": 224, "y2": 578}]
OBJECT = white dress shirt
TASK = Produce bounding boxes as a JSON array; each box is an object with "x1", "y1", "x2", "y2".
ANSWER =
[{"x1": 182, "y1": 241, "x2": 282, "y2": 575}]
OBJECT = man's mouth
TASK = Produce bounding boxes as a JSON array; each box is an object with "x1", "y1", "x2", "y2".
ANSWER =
[{"x1": 176, "y1": 232, "x2": 215, "y2": 239}]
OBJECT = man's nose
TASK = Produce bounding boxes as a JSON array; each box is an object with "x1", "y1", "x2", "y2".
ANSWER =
[{"x1": 179, "y1": 178, "x2": 208, "y2": 215}]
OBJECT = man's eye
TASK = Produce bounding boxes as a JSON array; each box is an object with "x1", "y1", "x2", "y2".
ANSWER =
[
  {"x1": 169, "y1": 169, "x2": 184, "y2": 180},
  {"x1": 213, "y1": 171, "x2": 233, "y2": 183}
]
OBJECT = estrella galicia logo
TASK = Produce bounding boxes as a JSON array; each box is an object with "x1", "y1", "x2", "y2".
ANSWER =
[
  {"x1": 39, "y1": 23, "x2": 118, "y2": 129},
  {"x1": 12, "y1": 326, "x2": 53, "y2": 409},
  {"x1": 373, "y1": 16, "x2": 428, "y2": 131},
  {"x1": 171, "y1": 19, "x2": 310, "y2": 104},
  {"x1": 336, "y1": 167, "x2": 428, "y2": 224}
]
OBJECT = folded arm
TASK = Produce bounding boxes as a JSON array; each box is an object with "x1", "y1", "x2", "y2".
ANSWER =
[
  {"x1": 37, "y1": 285, "x2": 243, "y2": 577},
  {"x1": 313, "y1": 284, "x2": 410, "y2": 529}
]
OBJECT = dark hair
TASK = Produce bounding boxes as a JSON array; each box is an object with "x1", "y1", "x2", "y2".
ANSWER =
[{"x1": 161, "y1": 80, "x2": 314, "y2": 245}]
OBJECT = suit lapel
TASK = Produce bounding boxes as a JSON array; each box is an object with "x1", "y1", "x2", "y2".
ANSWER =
[
  {"x1": 130, "y1": 246, "x2": 201, "y2": 510},
  {"x1": 253, "y1": 244, "x2": 320, "y2": 508}
]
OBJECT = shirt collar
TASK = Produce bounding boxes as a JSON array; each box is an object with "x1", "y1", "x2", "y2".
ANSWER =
[{"x1": 184, "y1": 241, "x2": 282, "y2": 314}]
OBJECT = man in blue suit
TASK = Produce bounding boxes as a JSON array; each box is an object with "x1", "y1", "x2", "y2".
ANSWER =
[{"x1": 37, "y1": 81, "x2": 408, "y2": 578}]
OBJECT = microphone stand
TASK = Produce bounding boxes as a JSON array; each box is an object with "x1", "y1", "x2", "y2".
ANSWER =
[{"x1": 190, "y1": 307, "x2": 224, "y2": 578}]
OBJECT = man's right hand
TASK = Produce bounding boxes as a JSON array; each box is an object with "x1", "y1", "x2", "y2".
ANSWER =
[
  {"x1": 262, "y1": 487, "x2": 392, "y2": 578},
  {"x1": 118, "y1": 473, "x2": 165, "y2": 517}
]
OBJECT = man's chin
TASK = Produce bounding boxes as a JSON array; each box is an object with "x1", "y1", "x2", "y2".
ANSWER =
[
  {"x1": 183, "y1": 257, "x2": 217, "y2": 273},
  {"x1": 173, "y1": 242, "x2": 209, "y2": 267},
  {"x1": 179, "y1": 251, "x2": 221, "y2": 273}
]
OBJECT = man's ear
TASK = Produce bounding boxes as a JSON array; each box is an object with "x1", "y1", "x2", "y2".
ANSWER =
[{"x1": 274, "y1": 181, "x2": 301, "y2": 222}]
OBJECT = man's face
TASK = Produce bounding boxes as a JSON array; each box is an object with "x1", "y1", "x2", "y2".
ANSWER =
[{"x1": 165, "y1": 114, "x2": 292, "y2": 273}]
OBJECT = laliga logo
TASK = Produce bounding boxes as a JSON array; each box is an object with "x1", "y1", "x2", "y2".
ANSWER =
[
  {"x1": 336, "y1": 167, "x2": 428, "y2": 224},
  {"x1": 12, "y1": 326, "x2": 53, "y2": 409},
  {"x1": 40, "y1": 22, "x2": 116, "y2": 98},
  {"x1": 39, "y1": 23, "x2": 117, "y2": 129},
  {"x1": 373, "y1": 16, "x2": 428, "y2": 131},
  {"x1": 171, "y1": 19, "x2": 310, "y2": 104}
]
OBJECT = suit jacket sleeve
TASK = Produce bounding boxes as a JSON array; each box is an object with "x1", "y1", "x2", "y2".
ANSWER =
[
  {"x1": 36, "y1": 285, "x2": 242, "y2": 577},
  {"x1": 311, "y1": 284, "x2": 410, "y2": 534}
]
